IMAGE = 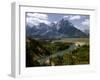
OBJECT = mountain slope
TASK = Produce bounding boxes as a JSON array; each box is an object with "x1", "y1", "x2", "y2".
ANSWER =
[
  {"x1": 26, "y1": 18, "x2": 88, "y2": 39},
  {"x1": 57, "y1": 19, "x2": 88, "y2": 38}
]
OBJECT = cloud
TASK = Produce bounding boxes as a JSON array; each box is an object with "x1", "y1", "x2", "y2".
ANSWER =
[
  {"x1": 26, "y1": 13, "x2": 50, "y2": 26},
  {"x1": 82, "y1": 19, "x2": 89, "y2": 26},
  {"x1": 27, "y1": 13, "x2": 48, "y2": 20},
  {"x1": 63, "y1": 16, "x2": 69, "y2": 18},
  {"x1": 54, "y1": 21, "x2": 57, "y2": 24},
  {"x1": 69, "y1": 15, "x2": 81, "y2": 20}
]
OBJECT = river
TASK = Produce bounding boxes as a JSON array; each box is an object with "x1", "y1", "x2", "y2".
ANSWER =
[{"x1": 37, "y1": 43, "x2": 78, "y2": 64}]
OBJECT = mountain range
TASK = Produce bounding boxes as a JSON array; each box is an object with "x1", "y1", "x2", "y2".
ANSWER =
[{"x1": 26, "y1": 18, "x2": 88, "y2": 39}]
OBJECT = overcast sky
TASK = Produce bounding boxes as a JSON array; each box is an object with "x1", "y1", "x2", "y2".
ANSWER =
[{"x1": 26, "y1": 12, "x2": 90, "y2": 31}]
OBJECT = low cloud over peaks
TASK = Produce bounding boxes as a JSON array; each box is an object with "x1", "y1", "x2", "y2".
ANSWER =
[{"x1": 26, "y1": 13, "x2": 50, "y2": 26}]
